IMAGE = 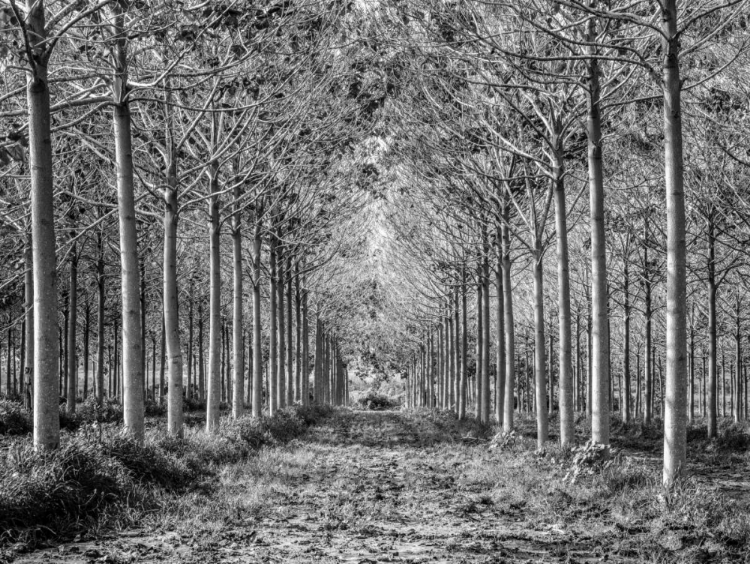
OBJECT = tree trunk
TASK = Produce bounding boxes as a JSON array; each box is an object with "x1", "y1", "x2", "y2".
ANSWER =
[
  {"x1": 501, "y1": 205, "x2": 515, "y2": 432},
  {"x1": 112, "y1": 4, "x2": 145, "y2": 438},
  {"x1": 586, "y1": 38, "x2": 608, "y2": 448},
  {"x1": 67, "y1": 246, "x2": 78, "y2": 413},
  {"x1": 206, "y1": 170, "x2": 221, "y2": 432},
  {"x1": 187, "y1": 280, "x2": 194, "y2": 400},
  {"x1": 246, "y1": 334, "x2": 252, "y2": 405},
  {"x1": 163, "y1": 168, "x2": 184, "y2": 436},
  {"x1": 707, "y1": 215, "x2": 717, "y2": 438},
  {"x1": 661, "y1": 0, "x2": 688, "y2": 486},
  {"x1": 495, "y1": 257, "x2": 506, "y2": 425},
  {"x1": 232, "y1": 183, "x2": 244, "y2": 419},
  {"x1": 252, "y1": 218, "x2": 263, "y2": 416},
  {"x1": 140, "y1": 259, "x2": 146, "y2": 400},
  {"x1": 277, "y1": 244, "x2": 286, "y2": 408},
  {"x1": 453, "y1": 287, "x2": 460, "y2": 411},
  {"x1": 2, "y1": 317, "x2": 7, "y2": 397},
  {"x1": 295, "y1": 263, "x2": 301, "y2": 403},
  {"x1": 114, "y1": 317, "x2": 120, "y2": 400},
  {"x1": 689, "y1": 312, "x2": 695, "y2": 423},
  {"x1": 286, "y1": 256, "x2": 293, "y2": 406},
  {"x1": 448, "y1": 303, "x2": 455, "y2": 411},
  {"x1": 586, "y1": 311, "x2": 592, "y2": 419},
  {"x1": 644, "y1": 221, "x2": 653, "y2": 424},
  {"x1": 269, "y1": 238, "x2": 278, "y2": 414},
  {"x1": 458, "y1": 268, "x2": 468, "y2": 419},
  {"x1": 301, "y1": 278, "x2": 309, "y2": 406},
  {"x1": 481, "y1": 252, "x2": 491, "y2": 422},
  {"x1": 97, "y1": 234, "x2": 105, "y2": 405},
  {"x1": 324, "y1": 332, "x2": 331, "y2": 404},
  {"x1": 198, "y1": 301, "x2": 205, "y2": 400},
  {"x1": 313, "y1": 318, "x2": 321, "y2": 404},
  {"x1": 533, "y1": 241, "x2": 549, "y2": 449},
  {"x1": 623, "y1": 262, "x2": 631, "y2": 423},
  {"x1": 24, "y1": 235, "x2": 34, "y2": 408},
  {"x1": 159, "y1": 314, "x2": 165, "y2": 403},
  {"x1": 476, "y1": 271, "x2": 484, "y2": 420},
  {"x1": 27, "y1": 0, "x2": 60, "y2": 450},
  {"x1": 83, "y1": 304, "x2": 90, "y2": 400},
  {"x1": 735, "y1": 294, "x2": 742, "y2": 424},
  {"x1": 62, "y1": 308, "x2": 68, "y2": 401}
]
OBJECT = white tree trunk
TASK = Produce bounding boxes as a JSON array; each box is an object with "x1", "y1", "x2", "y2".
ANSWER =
[
  {"x1": 232, "y1": 184, "x2": 244, "y2": 419},
  {"x1": 252, "y1": 218, "x2": 263, "y2": 417},
  {"x1": 205, "y1": 171, "x2": 221, "y2": 431},
  {"x1": 112, "y1": 5, "x2": 145, "y2": 439},
  {"x1": 552, "y1": 151, "x2": 574, "y2": 448},
  {"x1": 533, "y1": 241, "x2": 548, "y2": 449},
  {"x1": 587, "y1": 38, "x2": 609, "y2": 450},
  {"x1": 501, "y1": 208, "x2": 515, "y2": 433},
  {"x1": 27, "y1": 0, "x2": 60, "y2": 450},
  {"x1": 662, "y1": 0, "x2": 688, "y2": 487},
  {"x1": 66, "y1": 247, "x2": 77, "y2": 412}
]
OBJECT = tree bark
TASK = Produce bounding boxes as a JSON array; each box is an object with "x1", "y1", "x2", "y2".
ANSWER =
[
  {"x1": 735, "y1": 293, "x2": 742, "y2": 424},
  {"x1": 24, "y1": 235, "x2": 34, "y2": 408},
  {"x1": 313, "y1": 318, "x2": 322, "y2": 404},
  {"x1": 83, "y1": 304, "x2": 89, "y2": 400},
  {"x1": 476, "y1": 271, "x2": 484, "y2": 420},
  {"x1": 481, "y1": 252, "x2": 491, "y2": 422},
  {"x1": 187, "y1": 280, "x2": 194, "y2": 400},
  {"x1": 644, "y1": 219, "x2": 653, "y2": 424},
  {"x1": 198, "y1": 300, "x2": 205, "y2": 400},
  {"x1": 112, "y1": 2, "x2": 145, "y2": 438},
  {"x1": 286, "y1": 256, "x2": 293, "y2": 406},
  {"x1": 295, "y1": 263, "x2": 301, "y2": 403},
  {"x1": 495, "y1": 256, "x2": 505, "y2": 425},
  {"x1": 661, "y1": 0, "x2": 688, "y2": 486},
  {"x1": 27, "y1": 0, "x2": 60, "y2": 450},
  {"x1": 269, "y1": 237, "x2": 278, "y2": 414},
  {"x1": 458, "y1": 268, "x2": 468, "y2": 420},
  {"x1": 586, "y1": 31, "x2": 608, "y2": 448},
  {"x1": 623, "y1": 262, "x2": 631, "y2": 423},
  {"x1": 163, "y1": 164, "x2": 184, "y2": 436},
  {"x1": 277, "y1": 243, "x2": 286, "y2": 408},
  {"x1": 206, "y1": 169, "x2": 221, "y2": 432},
  {"x1": 501, "y1": 205, "x2": 515, "y2": 433},
  {"x1": 301, "y1": 277, "x2": 309, "y2": 406},
  {"x1": 67, "y1": 245, "x2": 78, "y2": 410},
  {"x1": 232, "y1": 182, "x2": 244, "y2": 419},
  {"x1": 533, "y1": 240, "x2": 549, "y2": 448},
  {"x1": 97, "y1": 237, "x2": 104, "y2": 405},
  {"x1": 551, "y1": 148, "x2": 575, "y2": 447},
  {"x1": 252, "y1": 217, "x2": 263, "y2": 416}
]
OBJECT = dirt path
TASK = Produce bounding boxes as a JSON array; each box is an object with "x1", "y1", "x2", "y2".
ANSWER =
[{"x1": 10, "y1": 411, "x2": 699, "y2": 563}]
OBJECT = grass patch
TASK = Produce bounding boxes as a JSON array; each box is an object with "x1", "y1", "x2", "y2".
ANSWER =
[{"x1": 0, "y1": 404, "x2": 332, "y2": 548}]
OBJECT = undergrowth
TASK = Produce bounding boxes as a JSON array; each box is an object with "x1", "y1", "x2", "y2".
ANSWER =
[
  {"x1": 355, "y1": 390, "x2": 399, "y2": 410},
  {"x1": 0, "y1": 404, "x2": 333, "y2": 548}
]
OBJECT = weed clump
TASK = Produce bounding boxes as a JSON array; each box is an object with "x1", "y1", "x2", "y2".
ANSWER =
[
  {"x1": 716, "y1": 423, "x2": 750, "y2": 450},
  {"x1": 144, "y1": 399, "x2": 167, "y2": 417},
  {"x1": 183, "y1": 396, "x2": 206, "y2": 412},
  {"x1": 357, "y1": 390, "x2": 399, "y2": 410},
  {"x1": 0, "y1": 436, "x2": 131, "y2": 536},
  {"x1": 0, "y1": 399, "x2": 32, "y2": 435}
]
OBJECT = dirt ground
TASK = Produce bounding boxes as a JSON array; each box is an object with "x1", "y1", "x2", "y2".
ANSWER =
[{"x1": 9, "y1": 410, "x2": 750, "y2": 563}]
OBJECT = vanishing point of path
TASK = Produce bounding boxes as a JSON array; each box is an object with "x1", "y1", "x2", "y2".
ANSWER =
[{"x1": 15, "y1": 411, "x2": 665, "y2": 563}]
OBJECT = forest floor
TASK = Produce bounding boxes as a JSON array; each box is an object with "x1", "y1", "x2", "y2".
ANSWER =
[{"x1": 7, "y1": 409, "x2": 750, "y2": 564}]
